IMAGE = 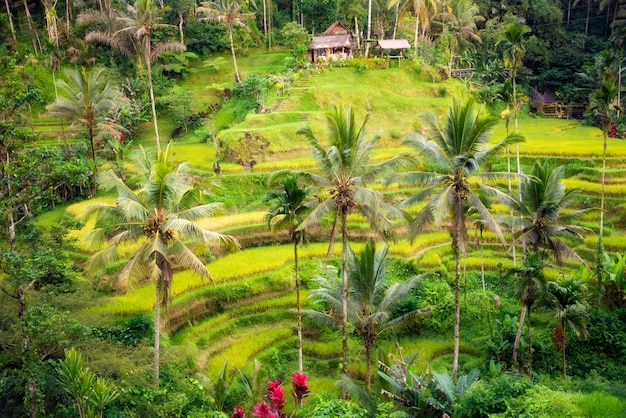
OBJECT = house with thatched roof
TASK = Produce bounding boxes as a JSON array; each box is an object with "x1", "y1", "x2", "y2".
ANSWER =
[
  {"x1": 374, "y1": 39, "x2": 411, "y2": 66},
  {"x1": 309, "y1": 21, "x2": 354, "y2": 63}
]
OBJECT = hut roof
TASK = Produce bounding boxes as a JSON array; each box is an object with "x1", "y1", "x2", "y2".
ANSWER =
[
  {"x1": 375, "y1": 39, "x2": 411, "y2": 49},
  {"x1": 309, "y1": 34, "x2": 353, "y2": 50},
  {"x1": 324, "y1": 21, "x2": 350, "y2": 35}
]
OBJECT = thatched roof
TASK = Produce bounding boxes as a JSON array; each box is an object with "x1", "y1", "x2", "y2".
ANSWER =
[
  {"x1": 375, "y1": 39, "x2": 411, "y2": 49},
  {"x1": 309, "y1": 34, "x2": 353, "y2": 50},
  {"x1": 324, "y1": 21, "x2": 350, "y2": 35}
]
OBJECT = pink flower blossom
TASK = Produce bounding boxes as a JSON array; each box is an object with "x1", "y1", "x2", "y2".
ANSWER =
[
  {"x1": 267, "y1": 380, "x2": 285, "y2": 415},
  {"x1": 251, "y1": 402, "x2": 276, "y2": 418},
  {"x1": 231, "y1": 407, "x2": 245, "y2": 418},
  {"x1": 291, "y1": 372, "x2": 309, "y2": 406}
]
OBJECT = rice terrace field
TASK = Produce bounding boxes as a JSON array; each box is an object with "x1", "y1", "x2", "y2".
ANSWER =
[{"x1": 5, "y1": 42, "x2": 626, "y2": 416}]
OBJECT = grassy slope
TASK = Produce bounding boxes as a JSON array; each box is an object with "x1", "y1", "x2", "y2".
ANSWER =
[{"x1": 40, "y1": 51, "x2": 626, "y2": 413}]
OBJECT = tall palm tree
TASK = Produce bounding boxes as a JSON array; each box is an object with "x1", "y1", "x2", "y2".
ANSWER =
[
  {"x1": 436, "y1": 0, "x2": 483, "y2": 76},
  {"x1": 307, "y1": 239, "x2": 425, "y2": 391},
  {"x1": 548, "y1": 276, "x2": 589, "y2": 380},
  {"x1": 286, "y1": 104, "x2": 402, "y2": 376},
  {"x1": 46, "y1": 67, "x2": 129, "y2": 187},
  {"x1": 83, "y1": 143, "x2": 238, "y2": 387},
  {"x1": 79, "y1": 0, "x2": 186, "y2": 152},
  {"x1": 198, "y1": 0, "x2": 255, "y2": 83},
  {"x1": 506, "y1": 251, "x2": 547, "y2": 370},
  {"x1": 500, "y1": 161, "x2": 591, "y2": 265},
  {"x1": 263, "y1": 173, "x2": 311, "y2": 373},
  {"x1": 392, "y1": 98, "x2": 524, "y2": 379},
  {"x1": 589, "y1": 80, "x2": 623, "y2": 243}
]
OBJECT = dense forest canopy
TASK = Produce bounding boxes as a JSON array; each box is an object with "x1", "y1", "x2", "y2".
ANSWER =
[{"x1": 1, "y1": 0, "x2": 626, "y2": 417}]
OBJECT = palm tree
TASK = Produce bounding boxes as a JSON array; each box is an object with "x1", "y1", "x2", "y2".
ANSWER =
[
  {"x1": 500, "y1": 161, "x2": 591, "y2": 265},
  {"x1": 589, "y1": 80, "x2": 623, "y2": 243},
  {"x1": 263, "y1": 173, "x2": 311, "y2": 373},
  {"x1": 198, "y1": 0, "x2": 255, "y2": 83},
  {"x1": 548, "y1": 276, "x2": 589, "y2": 379},
  {"x1": 436, "y1": 0, "x2": 483, "y2": 76},
  {"x1": 80, "y1": 0, "x2": 186, "y2": 152},
  {"x1": 287, "y1": 104, "x2": 402, "y2": 376},
  {"x1": 307, "y1": 239, "x2": 425, "y2": 391},
  {"x1": 388, "y1": 0, "x2": 440, "y2": 54},
  {"x1": 506, "y1": 251, "x2": 548, "y2": 370},
  {"x1": 393, "y1": 98, "x2": 524, "y2": 379},
  {"x1": 83, "y1": 143, "x2": 238, "y2": 387},
  {"x1": 46, "y1": 67, "x2": 129, "y2": 188}
]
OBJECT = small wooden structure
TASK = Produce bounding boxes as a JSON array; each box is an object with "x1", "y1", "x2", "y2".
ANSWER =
[
  {"x1": 309, "y1": 21, "x2": 354, "y2": 63},
  {"x1": 375, "y1": 39, "x2": 411, "y2": 67}
]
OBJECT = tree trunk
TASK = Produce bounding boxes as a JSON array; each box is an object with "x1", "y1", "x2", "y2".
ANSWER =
[
  {"x1": 155, "y1": 278, "x2": 161, "y2": 388},
  {"x1": 365, "y1": 338, "x2": 372, "y2": 392},
  {"x1": 228, "y1": 25, "x2": 241, "y2": 83},
  {"x1": 262, "y1": 0, "x2": 267, "y2": 44},
  {"x1": 354, "y1": 15, "x2": 361, "y2": 53},
  {"x1": 513, "y1": 304, "x2": 527, "y2": 365},
  {"x1": 392, "y1": 5, "x2": 398, "y2": 39},
  {"x1": 413, "y1": 13, "x2": 419, "y2": 57},
  {"x1": 585, "y1": 1, "x2": 591, "y2": 35},
  {"x1": 452, "y1": 197, "x2": 463, "y2": 380},
  {"x1": 145, "y1": 37, "x2": 161, "y2": 153},
  {"x1": 600, "y1": 132, "x2": 607, "y2": 240},
  {"x1": 526, "y1": 306, "x2": 532, "y2": 374},
  {"x1": 567, "y1": 1, "x2": 571, "y2": 26},
  {"x1": 365, "y1": 0, "x2": 372, "y2": 57},
  {"x1": 22, "y1": 0, "x2": 41, "y2": 53},
  {"x1": 178, "y1": 12, "x2": 184, "y2": 43},
  {"x1": 4, "y1": 0, "x2": 16, "y2": 42},
  {"x1": 341, "y1": 211, "x2": 349, "y2": 378},
  {"x1": 295, "y1": 240, "x2": 303, "y2": 373},
  {"x1": 562, "y1": 337, "x2": 567, "y2": 380}
]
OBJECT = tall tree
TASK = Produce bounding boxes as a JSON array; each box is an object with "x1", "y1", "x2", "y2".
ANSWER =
[
  {"x1": 264, "y1": 173, "x2": 311, "y2": 372},
  {"x1": 548, "y1": 276, "x2": 589, "y2": 380},
  {"x1": 46, "y1": 67, "x2": 128, "y2": 182},
  {"x1": 307, "y1": 239, "x2": 425, "y2": 392},
  {"x1": 506, "y1": 251, "x2": 547, "y2": 370},
  {"x1": 79, "y1": 0, "x2": 186, "y2": 152},
  {"x1": 198, "y1": 0, "x2": 255, "y2": 83},
  {"x1": 283, "y1": 104, "x2": 402, "y2": 377},
  {"x1": 436, "y1": 0, "x2": 483, "y2": 75},
  {"x1": 83, "y1": 143, "x2": 238, "y2": 387},
  {"x1": 393, "y1": 98, "x2": 523, "y2": 379},
  {"x1": 388, "y1": 0, "x2": 439, "y2": 54},
  {"x1": 500, "y1": 161, "x2": 591, "y2": 265},
  {"x1": 589, "y1": 80, "x2": 623, "y2": 247}
]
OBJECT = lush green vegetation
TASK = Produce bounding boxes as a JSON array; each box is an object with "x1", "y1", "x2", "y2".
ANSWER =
[{"x1": 2, "y1": 0, "x2": 626, "y2": 417}]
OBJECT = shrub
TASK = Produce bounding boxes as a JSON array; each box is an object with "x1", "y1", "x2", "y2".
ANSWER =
[{"x1": 298, "y1": 394, "x2": 368, "y2": 418}]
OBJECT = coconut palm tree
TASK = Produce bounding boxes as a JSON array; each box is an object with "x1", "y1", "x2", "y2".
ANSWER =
[
  {"x1": 83, "y1": 143, "x2": 238, "y2": 387},
  {"x1": 263, "y1": 173, "x2": 311, "y2": 373},
  {"x1": 79, "y1": 0, "x2": 186, "y2": 152},
  {"x1": 548, "y1": 276, "x2": 589, "y2": 379},
  {"x1": 46, "y1": 67, "x2": 129, "y2": 189},
  {"x1": 392, "y1": 98, "x2": 524, "y2": 379},
  {"x1": 498, "y1": 23, "x2": 529, "y2": 196},
  {"x1": 589, "y1": 80, "x2": 623, "y2": 243},
  {"x1": 436, "y1": 0, "x2": 483, "y2": 76},
  {"x1": 499, "y1": 161, "x2": 591, "y2": 265},
  {"x1": 307, "y1": 239, "x2": 425, "y2": 392},
  {"x1": 282, "y1": 104, "x2": 402, "y2": 376},
  {"x1": 198, "y1": 0, "x2": 255, "y2": 83},
  {"x1": 506, "y1": 251, "x2": 548, "y2": 370}
]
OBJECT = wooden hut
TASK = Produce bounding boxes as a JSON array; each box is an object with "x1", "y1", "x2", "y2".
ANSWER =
[
  {"x1": 309, "y1": 21, "x2": 354, "y2": 63},
  {"x1": 375, "y1": 39, "x2": 410, "y2": 59}
]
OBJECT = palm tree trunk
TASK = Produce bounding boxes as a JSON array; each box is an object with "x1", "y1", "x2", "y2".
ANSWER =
[
  {"x1": 513, "y1": 304, "x2": 527, "y2": 365},
  {"x1": 354, "y1": 15, "x2": 361, "y2": 52},
  {"x1": 178, "y1": 12, "x2": 184, "y2": 43},
  {"x1": 365, "y1": 0, "x2": 372, "y2": 57},
  {"x1": 452, "y1": 198, "x2": 463, "y2": 380},
  {"x1": 145, "y1": 37, "x2": 161, "y2": 153},
  {"x1": 341, "y1": 211, "x2": 349, "y2": 377},
  {"x1": 562, "y1": 335, "x2": 567, "y2": 380},
  {"x1": 526, "y1": 306, "x2": 532, "y2": 374},
  {"x1": 22, "y1": 0, "x2": 41, "y2": 53},
  {"x1": 155, "y1": 278, "x2": 161, "y2": 388},
  {"x1": 295, "y1": 240, "x2": 303, "y2": 373},
  {"x1": 4, "y1": 0, "x2": 16, "y2": 42},
  {"x1": 413, "y1": 14, "x2": 419, "y2": 57},
  {"x1": 365, "y1": 338, "x2": 372, "y2": 392},
  {"x1": 262, "y1": 0, "x2": 267, "y2": 44},
  {"x1": 392, "y1": 5, "x2": 398, "y2": 39},
  {"x1": 600, "y1": 132, "x2": 607, "y2": 240},
  {"x1": 228, "y1": 25, "x2": 241, "y2": 83},
  {"x1": 585, "y1": 1, "x2": 591, "y2": 35}
]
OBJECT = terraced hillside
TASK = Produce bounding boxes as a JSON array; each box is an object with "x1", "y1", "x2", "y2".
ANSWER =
[{"x1": 55, "y1": 62, "x2": 626, "y2": 391}]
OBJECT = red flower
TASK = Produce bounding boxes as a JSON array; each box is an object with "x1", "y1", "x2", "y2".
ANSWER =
[
  {"x1": 291, "y1": 372, "x2": 309, "y2": 406},
  {"x1": 231, "y1": 407, "x2": 245, "y2": 418},
  {"x1": 251, "y1": 402, "x2": 276, "y2": 418},
  {"x1": 267, "y1": 380, "x2": 285, "y2": 414}
]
